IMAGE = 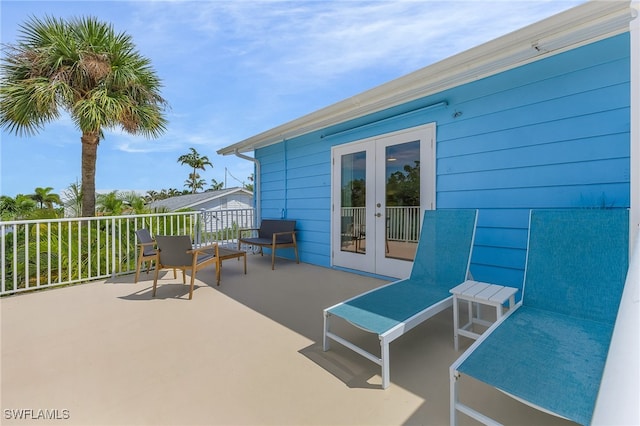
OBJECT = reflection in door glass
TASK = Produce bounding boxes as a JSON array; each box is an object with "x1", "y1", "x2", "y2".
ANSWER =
[
  {"x1": 340, "y1": 151, "x2": 366, "y2": 254},
  {"x1": 385, "y1": 140, "x2": 420, "y2": 261}
]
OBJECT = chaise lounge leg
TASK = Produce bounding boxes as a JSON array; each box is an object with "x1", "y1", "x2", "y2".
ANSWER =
[
  {"x1": 381, "y1": 339, "x2": 390, "y2": 389},
  {"x1": 451, "y1": 369, "x2": 459, "y2": 426},
  {"x1": 323, "y1": 312, "x2": 331, "y2": 351}
]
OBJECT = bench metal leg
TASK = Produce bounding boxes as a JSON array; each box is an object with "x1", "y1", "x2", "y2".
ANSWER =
[{"x1": 453, "y1": 295, "x2": 460, "y2": 351}]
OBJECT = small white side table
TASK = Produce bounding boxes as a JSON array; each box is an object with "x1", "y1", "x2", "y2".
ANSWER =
[{"x1": 450, "y1": 280, "x2": 518, "y2": 351}]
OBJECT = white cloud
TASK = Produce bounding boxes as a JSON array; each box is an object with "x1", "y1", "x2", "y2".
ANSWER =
[{"x1": 148, "y1": 1, "x2": 584, "y2": 86}]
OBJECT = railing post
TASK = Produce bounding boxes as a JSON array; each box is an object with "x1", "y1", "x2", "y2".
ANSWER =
[
  {"x1": 111, "y1": 217, "x2": 117, "y2": 278},
  {"x1": 195, "y1": 210, "x2": 204, "y2": 246}
]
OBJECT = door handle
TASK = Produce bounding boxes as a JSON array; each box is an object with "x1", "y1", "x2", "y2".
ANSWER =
[{"x1": 375, "y1": 213, "x2": 382, "y2": 217}]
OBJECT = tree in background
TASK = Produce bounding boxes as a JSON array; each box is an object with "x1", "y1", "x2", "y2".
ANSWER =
[
  {"x1": 244, "y1": 174, "x2": 254, "y2": 192},
  {"x1": 184, "y1": 172, "x2": 206, "y2": 193},
  {"x1": 144, "y1": 187, "x2": 187, "y2": 203},
  {"x1": 96, "y1": 191, "x2": 123, "y2": 215},
  {"x1": 29, "y1": 186, "x2": 61, "y2": 209},
  {"x1": 386, "y1": 160, "x2": 420, "y2": 206},
  {"x1": 144, "y1": 190, "x2": 160, "y2": 203},
  {"x1": 62, "y1": 180, "x2": 82, "y2": 217},
  {"x1": 178, "y1": 147, "x2": 212, "y2": 194},
  {"x1": 93, "y1": 190, "x2": 149, "y2": 216},
  {"x1": 120, "y1": 191, "x2": 147, "y2": 214},
  {"x1": 208, "y1": 178, "x2": 224, "y2": 191},
  {"x1": 0, "y1": 16, "x2": 168, "y2": 217},
  {"x1": 0, "y1": 194, "x2": 36, "y2": 220}
]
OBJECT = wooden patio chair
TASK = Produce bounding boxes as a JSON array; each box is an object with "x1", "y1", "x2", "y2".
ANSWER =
[
  {"x1": 238, "y1": 219, "x2": 299, "y2": 270},
  {"x1": 153, "y1": 235, "x2": 219, "y2": 300},
  {"x1": 135, "y1": 228, "x2": 176, "y2": 283}
]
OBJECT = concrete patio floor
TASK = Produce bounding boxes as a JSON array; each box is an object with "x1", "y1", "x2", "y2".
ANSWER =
[{"x1": 1, "y1": 254, "x2": 576, "y2": 425}]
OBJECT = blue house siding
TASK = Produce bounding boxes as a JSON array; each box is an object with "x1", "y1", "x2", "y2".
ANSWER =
[
  {"x1": 255, "y1": 33, "x2": 631, "y2": 287},
  {"x1": 436, "y1": 33, "x2": 630, "y2": 287}
]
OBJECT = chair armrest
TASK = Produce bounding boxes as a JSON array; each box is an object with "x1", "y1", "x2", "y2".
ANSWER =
[
  {"x1": 272, "y1": 230, "x2": 296, "y2": 236},
  {"x1": 271, "y1": 230, "x2": 296, "y2": 245},
  {"x1": 188, "y1": 243, "x2": 218, "y2": 255},
  {"x1": 238, "y1": 227, "x2": 260, "y2": 238}
]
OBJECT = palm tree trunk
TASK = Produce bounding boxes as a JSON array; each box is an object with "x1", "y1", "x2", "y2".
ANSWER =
[{"x1": 81, "y1": 132, "x2": 100, "y2": 217}]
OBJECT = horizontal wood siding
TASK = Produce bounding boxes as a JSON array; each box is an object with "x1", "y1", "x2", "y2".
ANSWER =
[
  {"x1": 437, "y1": 34, "x2": 630, "y2": 288},
  {"x1": 255, "y1": 33, "x2": 631, "y2": 284}
]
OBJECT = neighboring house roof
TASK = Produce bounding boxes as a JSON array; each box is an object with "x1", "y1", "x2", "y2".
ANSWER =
[
  {"x1": 217, "y1": 1, "x2": 637, "y2": 155},
  {"x1": 147, "y1": 187, "x2": 252, "y2": 211}
]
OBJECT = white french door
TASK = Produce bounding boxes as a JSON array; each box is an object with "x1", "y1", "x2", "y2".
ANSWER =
[{"x1": 331, "y1": 123, "x2": 436, "y2": 278}]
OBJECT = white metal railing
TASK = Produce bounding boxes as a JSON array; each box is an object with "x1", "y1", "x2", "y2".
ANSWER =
[
  {"x1": 386, "y1": 206, "x2": 421, "y2": 242},
  {"x1": 0, "y1": 208, "x2": 254, "y2": 296},
  {"x1": 341, "y1": 206, "x2": 421, "y2": 242},
  {"x1": 197, "y1": 208, "x2": 255, "y2": 247}
]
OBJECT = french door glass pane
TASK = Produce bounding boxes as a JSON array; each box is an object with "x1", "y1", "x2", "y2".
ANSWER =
[
  {"x1": 385, "y1": 140, "x2": 420, "y2": 261},
  {"x1": 340, "y1": 151, "x2": 366, "y2": 254}
]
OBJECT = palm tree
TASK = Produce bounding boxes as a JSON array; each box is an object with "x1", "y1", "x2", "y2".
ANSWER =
[
  {"x1": 144, "y1": 190, "x2": 159, "y2": 203},
  {"x1": 0, "y1": 16, "x2": 168, "y2": 217},
  {"x1": 62, "y1": 179, "x2": 82, "y2": 217},
  {"x1": 244, "y1": 173, "x2": 254, "y2": 192},
  {"x1": 120, "y1": 191, "x2": 147, "y2": 214},
  {"x1": 177, "y1": 147, "x2": 213, "y2": 193},
  {"x1": 96, "y1": 191, "x2": 123, "y2": 215},
  {"x1": 209, "y1": 178, "x2": 224, "y2": 191},
  {"x1": 0, "y1": 194, "x2": 36, "y2": 220},
  {"x1": 184, "y1": 172, "x2": 206, "y2": 193},
  {"x1": 30, "y1": 186, "x2": 61, "y2": 209}
]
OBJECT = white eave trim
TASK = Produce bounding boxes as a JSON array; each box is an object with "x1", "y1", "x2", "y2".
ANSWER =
[{"x1": 217, "y1": 0, "x2": 637, "y2": 156}]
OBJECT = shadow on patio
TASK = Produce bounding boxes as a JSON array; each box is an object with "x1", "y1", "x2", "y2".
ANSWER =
[{"x1": 1, "y1": 253, "x2": 574, "y2": 425}]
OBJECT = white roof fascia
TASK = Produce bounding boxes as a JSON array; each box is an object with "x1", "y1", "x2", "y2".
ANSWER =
[{"x1": 217, "y1": 0, "x2": 636, "y2": 156}]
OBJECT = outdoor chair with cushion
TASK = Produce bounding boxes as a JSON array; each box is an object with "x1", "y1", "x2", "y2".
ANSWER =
[
  {"x1": 323, "y1": 209, "x2": 478, "y2": 389},
  {"x1": 450, "y1": 209, "x2": 629, "y2": 425},
  {"x1": 238, "y1": 219, "x2": 299, "y2": 270},
  {"x1": 135, "y1": 228, "x2": 176, "y2": 283},
  {"x1": 340, "y1": 216, "x2": 366, "y2": 253},
  {"x1": 153, "y1": 235, "x2": 219, "y2": 300}
]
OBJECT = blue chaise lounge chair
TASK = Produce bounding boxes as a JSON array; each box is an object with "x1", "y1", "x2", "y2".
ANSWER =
[
  {"x1": 450, "y1": 209, "x2": 629, "y2": 425},
  {"x1": 323, "y1": 209, "x2": 478, "y2": 389}
]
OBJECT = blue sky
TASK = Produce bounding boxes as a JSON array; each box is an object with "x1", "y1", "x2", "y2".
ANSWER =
[{"x1": 0, "y1": 0, "x2": 585, "y2": 198}]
